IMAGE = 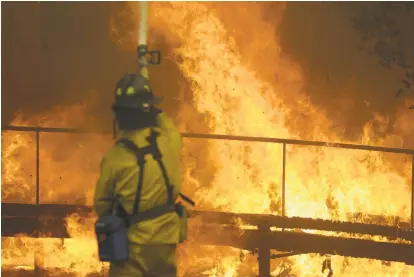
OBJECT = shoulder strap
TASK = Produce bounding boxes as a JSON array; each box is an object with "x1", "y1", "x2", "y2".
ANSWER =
[
  {"x1": 116, "y1": 138, "x2": 149, "y2": 216},
  {"x1": 116, "y1": 129, "x2": 174, "y2": 217},
  {"x1": 146, "y1": 130, "x2": 174, "y2": 205}
]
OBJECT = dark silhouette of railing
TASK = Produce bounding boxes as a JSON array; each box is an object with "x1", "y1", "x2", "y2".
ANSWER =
[
  {"x1": 2, "y1": 125, "x2": 414, "y2": 276},
  {"x1": 2, "y1": 125, "x2": 414, "y2": 229}
]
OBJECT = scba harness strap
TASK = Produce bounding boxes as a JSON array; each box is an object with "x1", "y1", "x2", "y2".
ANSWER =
[{"x1": 116, "y1": 129, "x2": 175, "y2": 225}]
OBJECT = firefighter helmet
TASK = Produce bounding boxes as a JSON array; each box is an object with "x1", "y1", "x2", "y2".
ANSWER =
[{"x1": 112, "y1": 74, "x2": 162, "y2": 110}]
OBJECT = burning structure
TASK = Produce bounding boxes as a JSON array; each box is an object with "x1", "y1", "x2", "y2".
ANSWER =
[{"x1": 2, "y1": 2, "x2": 414, "y2": 277}]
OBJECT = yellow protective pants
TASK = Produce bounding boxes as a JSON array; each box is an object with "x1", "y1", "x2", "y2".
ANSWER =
[{"x1": 109, "y1": 244, "x2": 177, "y2": 277}]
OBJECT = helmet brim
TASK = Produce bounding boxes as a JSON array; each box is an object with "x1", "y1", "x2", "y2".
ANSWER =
[{"x1": 111, "y1": 95, "x2": 163, "y2": 109}]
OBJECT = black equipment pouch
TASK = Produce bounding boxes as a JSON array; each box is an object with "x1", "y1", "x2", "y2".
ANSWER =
[{"x1": 95, "y1": 215, "x2": 129, "y2": 262}]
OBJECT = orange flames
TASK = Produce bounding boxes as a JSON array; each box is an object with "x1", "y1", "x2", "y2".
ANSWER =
[{"x1": 2, "y1": 1, "x2": 414, "y2": 277}]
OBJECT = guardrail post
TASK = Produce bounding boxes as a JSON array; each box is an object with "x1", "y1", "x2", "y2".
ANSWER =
[
  {"x1": 282, "y1": 143, "x2": 286, "y2": 219},
  {"x1": 411, "y1": 155, "x2": 413, "y2": 232},
  {"x1": 258, "y1": 223, "x2": 271, "y2": 277},
  {"x1": 36, "y1": 130, "x2": 40, "y2": 205}
]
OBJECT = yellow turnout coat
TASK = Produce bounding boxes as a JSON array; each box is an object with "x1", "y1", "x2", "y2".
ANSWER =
[{"x1": 94, "y1": 113, "x2": 182, "y2": 245}]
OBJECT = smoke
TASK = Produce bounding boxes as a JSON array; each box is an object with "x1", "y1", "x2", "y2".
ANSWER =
[
  {"x1": 2, "y1": 2, "x2": 134, "y2": 127},
  {"x1": 279, "y1": 2, "x2": 413, "y2": 139},
  {"x1": 1, "y1": 2, "x2": 185, "y2": 128}
]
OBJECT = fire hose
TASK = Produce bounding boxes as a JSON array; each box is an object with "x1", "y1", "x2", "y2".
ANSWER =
[
  {"x1": 136, "y1": 2, "x2": 194, "y2": 207},
  {"x1": 137, "y1": 1, "x2": 160, "y2": 80}
]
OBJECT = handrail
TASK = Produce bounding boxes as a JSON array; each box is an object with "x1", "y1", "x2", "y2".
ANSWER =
[
  {"x1": 2, "y1": 125, "x2": 414, "y2": 154},
  {"x1": 2, "y1": 124, "x2": 414, "y2": 230}
]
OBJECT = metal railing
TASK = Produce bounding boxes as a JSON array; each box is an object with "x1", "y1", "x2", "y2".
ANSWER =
[{"x1": 2, "y1": 125, "x2": 414, "y2": 229}]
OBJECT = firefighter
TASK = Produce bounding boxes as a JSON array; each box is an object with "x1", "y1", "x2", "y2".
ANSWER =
[{"x1": 94, "y1": 73, "x2": 183, "y2": 277}]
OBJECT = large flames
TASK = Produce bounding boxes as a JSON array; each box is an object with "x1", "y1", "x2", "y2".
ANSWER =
[{"x1": 2, "y1": 2, "x2": 414, "y2": 277}]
